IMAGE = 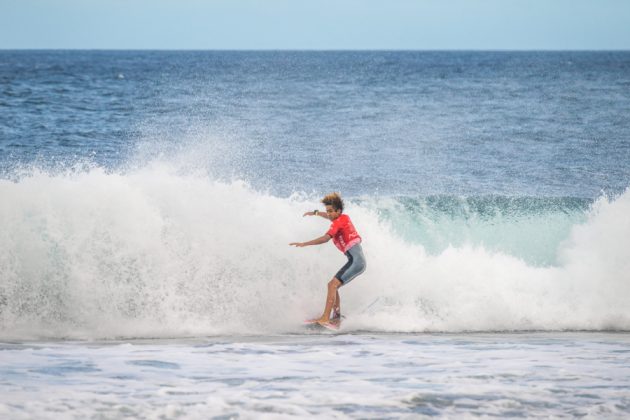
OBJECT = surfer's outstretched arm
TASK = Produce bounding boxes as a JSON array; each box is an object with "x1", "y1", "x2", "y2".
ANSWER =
[
  {"x1": 302, "y1": 211, "x2": 329, "y2": 220},
  {"x1": 289, "y1": 235, "x2": 331, "y2": 248}
]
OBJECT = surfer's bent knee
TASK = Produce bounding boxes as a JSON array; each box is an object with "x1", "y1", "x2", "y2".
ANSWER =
[{"x1": 328, "y1": 278, "x2": 341, "y2": 289}]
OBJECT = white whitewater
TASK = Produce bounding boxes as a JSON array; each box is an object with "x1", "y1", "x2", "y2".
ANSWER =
[{"x1": 0, "y1": 163, "x2": 629, "y2": 340}]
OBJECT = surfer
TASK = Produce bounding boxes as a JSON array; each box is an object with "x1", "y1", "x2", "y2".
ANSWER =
[{"x1": 290, "y1": 192, "x2": 366, "y2": 328}]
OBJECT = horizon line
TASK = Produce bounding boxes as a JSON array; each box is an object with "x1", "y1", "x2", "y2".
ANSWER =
[{"x1": 2, "y1": 48, "x2": 629, "y2": 52}]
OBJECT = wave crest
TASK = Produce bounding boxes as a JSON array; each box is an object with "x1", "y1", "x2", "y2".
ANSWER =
[{"x1": 0, "y1": 165, "x2": 628, "y2": 339}]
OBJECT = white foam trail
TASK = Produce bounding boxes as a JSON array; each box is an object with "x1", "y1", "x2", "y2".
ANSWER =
[{"x1": 0, "y1": 165, "x2": 628, "y2": 339}]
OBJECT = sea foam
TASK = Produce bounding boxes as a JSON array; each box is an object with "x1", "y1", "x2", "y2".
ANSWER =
[{"x1": 0, "y1": 164, "x2": 628, "y2": 339}]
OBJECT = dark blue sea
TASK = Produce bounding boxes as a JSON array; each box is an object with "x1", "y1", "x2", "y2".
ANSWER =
[
  {"x1": 1, "y1": 51, "x2": 629, "y2": 418},
  {"x1": 2, "y1": 51, "x2": 630, "y2": 196}
]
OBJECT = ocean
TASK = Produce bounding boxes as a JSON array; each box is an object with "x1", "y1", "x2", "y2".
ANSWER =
[{"x1": 1, "y1": 50, "x2": 629, "y2": 418}]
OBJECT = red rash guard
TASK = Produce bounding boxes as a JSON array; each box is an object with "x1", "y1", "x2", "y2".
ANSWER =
[{"x1": 326, "y1": 214, "x2": 362, "y2": 253}]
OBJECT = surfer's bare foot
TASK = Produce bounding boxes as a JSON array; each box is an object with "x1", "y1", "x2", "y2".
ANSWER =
[{"x1": 316, "y1": 317, "x2": 330, "y2": 325}]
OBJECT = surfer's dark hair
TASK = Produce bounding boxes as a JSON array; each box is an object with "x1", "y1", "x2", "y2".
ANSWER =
[{"x1": 322, "y1": 192, "x2": 344, "y2": 212}]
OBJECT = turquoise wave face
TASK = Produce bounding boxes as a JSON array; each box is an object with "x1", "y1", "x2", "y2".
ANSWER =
[{"x1": 357, "y1": 195, "x2": 592, "y2": 266}]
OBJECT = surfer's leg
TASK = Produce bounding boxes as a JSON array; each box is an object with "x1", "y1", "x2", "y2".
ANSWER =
[
  {"x1": 331, "y1": 290, "x2": 341, "y2": 320},
  {"x1": 319, "y1": 277, "x2": 342, "y2": 323},
  {"x1": 330, "y1": 252, "x2": 351, "y2": 321},
  {"x1": 336, "y1": 245, "x2": 366, "y2": 287}
]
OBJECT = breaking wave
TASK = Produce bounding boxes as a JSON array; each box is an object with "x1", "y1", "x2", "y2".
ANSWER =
[{"x1": 0, "y1": 163, "x2": 629, "y2": 339}]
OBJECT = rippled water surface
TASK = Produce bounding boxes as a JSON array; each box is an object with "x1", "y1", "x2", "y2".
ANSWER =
[
  {"x1": 2, "y1": 51, "x2": 630, "y2": 418},
  {"x1": 2, "y1": 333, "x2": 630, "y2": 418}
]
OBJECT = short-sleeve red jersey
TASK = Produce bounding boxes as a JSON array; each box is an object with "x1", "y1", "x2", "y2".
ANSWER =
[{"x1": 326, "y1": 214, "x2": 362, "y2": 253}]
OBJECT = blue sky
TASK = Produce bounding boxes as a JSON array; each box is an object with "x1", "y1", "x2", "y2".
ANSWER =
[{"x1": 1, "y1": 0, "x2": 629, "y2": 50}]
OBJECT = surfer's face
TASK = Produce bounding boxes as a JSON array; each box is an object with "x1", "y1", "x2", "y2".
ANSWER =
[{"x1": 325, "y1": 205, "x2": 342, "y2": 220}]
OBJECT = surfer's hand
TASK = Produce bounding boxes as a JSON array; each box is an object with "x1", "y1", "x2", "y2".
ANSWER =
[
  {"x1": 289, "y1": 242, "x2": 306, "y2": 247},
  {"x1": 302, "y1": 211, "x2": 314, "y2": 217}
]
